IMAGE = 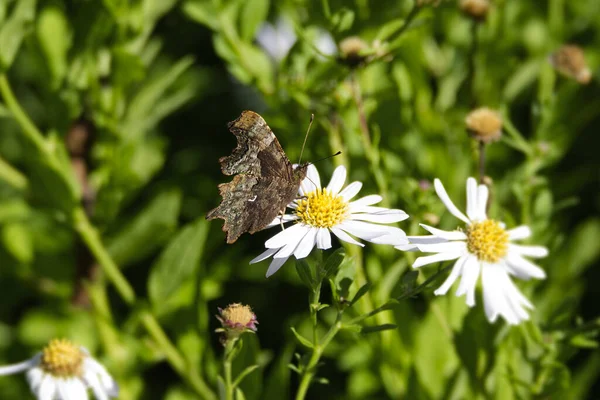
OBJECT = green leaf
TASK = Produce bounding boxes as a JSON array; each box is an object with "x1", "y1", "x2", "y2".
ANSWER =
[
  {"x1": 107, "y1": 188, "x2": 182, "y2": 267},
  {"x1": 350, "y1": 282, "x2": 371, "y2": 306},
  {"x1": 239, "y1": 0, "x2": 270, "y2": 41},
  {"x1": 1, "y1": 222, "x2": 33, "y2": 263},
  {"x1": 0, "y1": 0, "x2": 36, "y2": 70},
  {"x1": 320, "y1": 248, "x2": 345, "y2": 280},
  {"x1": 290, "y1": 327, "x2": 314, "y2": 349},
  {"x1": 295, "y1": 259, "x2": 314, "y2": 289},
  {"x1": 331, "y1": 8, "x2": 354, "y2": 33},
  {"x1": 182, "y1": 0, "x2": 219, "y2": 30},
  {"x1": 361, "y1": 324, "x2": 397, "y2": 334},
  {"x1": 36, "y1": 5, "x2": 71, "y2": 87},
  {"x1": 148, "y1": 218, "x2": 209, "y2": 313}
]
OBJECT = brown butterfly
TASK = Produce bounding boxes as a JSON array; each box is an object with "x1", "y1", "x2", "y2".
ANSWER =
[{"x1": 206, "y1": 111, "x2": 308, "y2": 243}]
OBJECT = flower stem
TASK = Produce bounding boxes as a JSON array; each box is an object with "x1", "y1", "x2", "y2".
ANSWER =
[
  {"x1": 295, "y1": 316, "x2": 342, "y2": 400},
  {"x1": 478, "y1": 141, "x2": 486, "y2": 184},
  {"x1": 222, "y1": 339, "x2": 237, "y2": 400}
]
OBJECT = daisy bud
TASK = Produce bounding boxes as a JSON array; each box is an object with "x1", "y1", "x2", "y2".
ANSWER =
[
  {"x1": 549, "y1": 45, "x2": 592, "y2": 84},
  {"x1": 459, "y1": 0, "x2": 490, "y2": 21},
  {"x1": 216, "y1": 303, "x2": 258, "y2": 342},
  {"x1": 338, "y1": 36, "x2": 368, "y2": 67},
  {"x1": 465, "y1": 107, "x2": 503, "y2": 143}
]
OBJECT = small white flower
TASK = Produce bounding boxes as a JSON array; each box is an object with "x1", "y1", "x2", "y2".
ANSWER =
[
  {"x1": 0, "y1": 339, "x2": 118, "y2": 400},
  {"x1": 256, "y1": 17, "x2": 297, "y2": 61},
  {"x1": 313, "y1": 29, "x2": 338, "y2": 57},
  {"x1": 402, "y1": 177, "x2": 548, "y2": 325},
  {"x1": 252, "y1": 165, "x2": 409, "y2": 277}
]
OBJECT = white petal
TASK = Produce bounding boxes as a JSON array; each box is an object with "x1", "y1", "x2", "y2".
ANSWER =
[
  {"x1": 508, "y1": 244, "x2": 548, "y2": 258},
  {"x1": 265, "y1": 214, "x2": 298, "y2": 228},
  {"x1": 336, "y1": 220, "x2": 402, "y2": 241},
  {"x1": 416, "y1": 241, "x2": 467, "y2": 254},
  {"x1": 476, "y1": 184, "x2": 489, "y2": 220},
  {"x1": 434, "y1": 178, "x2": 470, "y2": 224},
  {"x1": 293, "y1": 228, "x2": 318, "y2": 258},
  {"x1": 508, "y1": 225, "x2": 531, "y2": 240},
  {"x1": 38, "y1": 375, "x2": 57, "y2": 400},
  {"x1": 250, "y1": 248, "x2": 278, "y2": 264},
  {"x1": 369, "y1": 228, "x2": 409, "y2": 245},
  {"x1": 84, "y1": 370, "x2": 108, "y2": 400},
  {"x1": 330, "y1": 226, "x2": 364, "y2": 247},
  {"x1": 413, "y1": 252, "x2": 462, "y2": 268},
  {"x1": 316, "y1": 228, "x2": 332, "y2": 249},
  {"x1": 482, "y1": 265, "x2": 532, "y2": 325},
  {"x1": 466, "y1": 177, "x2": 478, "y2": 221},
  {"x1": 0, "y1": 357, "x2": 39, "y2": 376},
  {"x1": 434, "y1": 255, "x2": 468, "y2": 295},
  {"x1": 455, "y1": 256, "x2": 480, "y2": 307},
  {"x1": 326, "y1": 165, "x2": 346, "y2": 195},
  {"x1": 350, "y1": 211, "x2": 408, "y2": 224},
  {"x1": 406, "y1": 236, "x2": 449, "y2": 245},
  {"x1": 504, "y1": 253, "x2": 546, "y2": 279},
  {"x1": 69, "y1": 379, "x2": 89, "y2": 400},
  {"x1": 26, "y1": 366, "x2": 43, "y2": 392},
  {"x1": 265, "y1": 224, "x2": 309, "y2": 249},
  {"x1": 266, "y1": 256, "x2": 288, "y2": 277},
  {"x1": 481, "y1": 264, "x2": 502, "y2": 323},
  {"x1": 419, "y1": 224, "x2": 467, "y2": 240},
  {"x1": 349, "y1": 195, "x2": 383, "y2": 209},
  {"x1": 85, "y1": 358, "x2": 118, "y2": 397},
  {"x1": 300, "y1": 164, "x2": 321, "y2": 195},
  {"x1": 273, "y1": 227, "x2": 309, "y2": 258},
  {"x1": 339, "y1": 181, "x2": 362, "y2": 201}
]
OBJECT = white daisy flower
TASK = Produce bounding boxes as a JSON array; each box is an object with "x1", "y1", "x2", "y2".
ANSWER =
[
  {"x1": 0, "y1": 338, "x2": 118, "y2": 400},
  {"x1": 256, "y1": 17, "x2": 297, "y2": 62},
  {"x1": 251, "y1": 165, "x2": 409, "y2": 277},
  {"x1": 402, "y1": 177, "x2": 548, "y2": 325}
]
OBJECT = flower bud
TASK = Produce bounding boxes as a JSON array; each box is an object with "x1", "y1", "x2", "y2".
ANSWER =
[
  {"x1": 465, "y1": 107, "x2": 503, "y2": 143},
  {"x1": 216, "y1": 303, "x2": 258, "y2": 342},
  {"x1": 338, "y1": 36, "x2": 369, "y2": 67},
  {"x1": 459, "y1": 0, "x2": 490, "y2": 21},
  {"x1": 549, "y1": 45, "x2": 592, "y2": 84}
]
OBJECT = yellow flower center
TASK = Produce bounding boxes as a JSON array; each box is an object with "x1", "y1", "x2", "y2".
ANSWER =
[
  {"x1": 222, "y1": 303, "x2": 254, "y2": 327},
  {"x1": 466, "y1": 220, "x2": 509, "y2": 263},
  {"x1": 295, "y1": 188, "x2": 349, "y2": 228},
  {"x1": 41, "y1": 339, "x2": 84, "y2": 378}
]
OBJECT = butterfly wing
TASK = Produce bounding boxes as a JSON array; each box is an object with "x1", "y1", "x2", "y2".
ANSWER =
[{"x1": 206, "y1": 111, "x2": 306, "y2": 243}]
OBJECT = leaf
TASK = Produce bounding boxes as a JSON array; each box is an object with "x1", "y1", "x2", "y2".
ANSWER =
[
  {"x1": 361, "y1": 324, "x2": 397, "y2": 334},
  {"x1": 148, "y1": 219, "x2": 209, "y2": 313},
  {"x1": 182, "y1": 0, "x2": 219, "y2": 30},
  {"x1": 350, "y1": 282, "x2": 371, "y2": 306},
  {"x1": 107, "y1": 188, "x2": 182, "y2": 267},
  {"x1": 239, "y1": 0, "x2": 270, "y2": 41},
  {"x1": 295, "y1": 259, "x2": 314, "y2": 289},
  {"x1": 0, "y1": 0, "x2": 36, "y2": 70},
  {"x1": 320, "y1": 248, "x2": 345, "y2": 280},
  {"x1": 1, "y1": 222, "x2": 33, "y2": 263},
  {"x1": 290, "y1": 327, "x2": 314, "y2": 349},
  {"x1": 331, "y1": 8, "x2": 354, "y2": 33},
  {"x1": 36, "y1": 5, "x2": 71, "y2": 87}
]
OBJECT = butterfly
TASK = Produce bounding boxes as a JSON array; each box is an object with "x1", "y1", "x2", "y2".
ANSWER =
[{"x1": 206, "y1": 111, "x2": 308, "y2": 243}]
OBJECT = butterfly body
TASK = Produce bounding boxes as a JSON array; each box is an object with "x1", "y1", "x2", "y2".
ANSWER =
[{"x1": 207, "y1": 111, "x2": 308, "y2": 243}]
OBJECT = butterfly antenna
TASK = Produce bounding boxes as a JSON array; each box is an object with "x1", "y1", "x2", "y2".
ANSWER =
[
  {"x1": 298, "y1": 113, "x2": 314, "y2": 165},
  {"x1": 308, "y1": 151, "x2": 342, "y2": 166}
]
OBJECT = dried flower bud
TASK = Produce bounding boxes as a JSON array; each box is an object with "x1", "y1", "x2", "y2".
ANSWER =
[
  {"x1": 338, "y1": 36, "x2": 369, "y2": 68},
  {"x1": 465, "y1": 107, "x2": 503, "y2": 143},
  {"x1": 550, "y1": 45, "x2": 592, "y2": 84},
  {"x1": 459, "y1": 0, "x2": 490, "y2": 21},
  {"x1": 216, "y1": 303, "x2": 258, "y2": 342}
]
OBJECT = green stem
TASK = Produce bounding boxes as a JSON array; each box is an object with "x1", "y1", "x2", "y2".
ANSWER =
[
  {"x1": 0, "y1": 155, "x2": 27, "y2": 190},
  {"x1": 73, "y1": 208, "x2": 136, "y2": 304},
  {"x1": 0, "y1": 75, "x2": 48, "y2": 151},
  {"x1": 223, "y1": 339, "x2": 237, "y2": 400},
  {"x1": 295, "y1": 316, "x2": 342, "y2": 400}
]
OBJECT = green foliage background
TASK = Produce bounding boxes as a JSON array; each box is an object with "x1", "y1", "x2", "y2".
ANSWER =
[{"x1": 0, "y1": 0, "x2": 599, "y2": 399}]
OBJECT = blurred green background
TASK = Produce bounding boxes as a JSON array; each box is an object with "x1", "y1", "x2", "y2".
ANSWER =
[{"x1": 0, "y1": 0, "x2": 599, "y2": 399}]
